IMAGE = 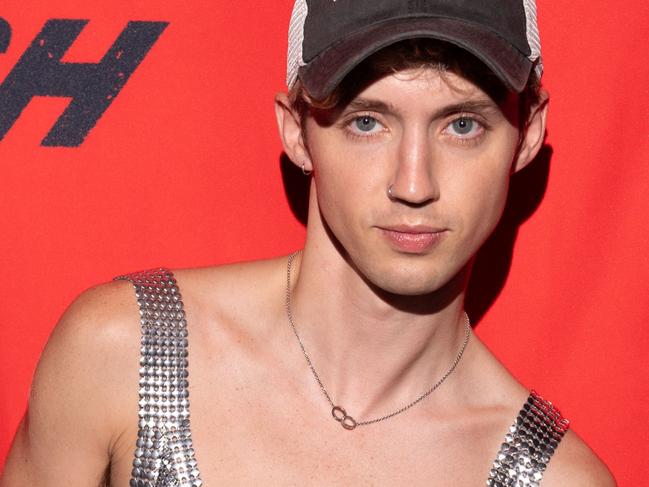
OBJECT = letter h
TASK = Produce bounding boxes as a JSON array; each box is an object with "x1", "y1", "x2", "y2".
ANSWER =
[{"x1": 0, "y1": 19, "x2": 168, "y2": 147}]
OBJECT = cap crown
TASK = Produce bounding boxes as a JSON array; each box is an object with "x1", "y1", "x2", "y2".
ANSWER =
[{"x1": 287, "y1": 0, "x2": 542, "y2": 88}]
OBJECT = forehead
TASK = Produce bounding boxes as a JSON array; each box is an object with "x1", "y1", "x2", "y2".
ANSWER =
[
  {"x1": 371, "y1": 68, "x2": 486, "y2": 98},
  {"x1": 341, "y1": 67, "x2": 515, "y2": 116},
  {"x1": 320, "y1": 39, "x2": 513, "y2": 108},
  {"x1": 306, "y1": 66, "x2": 520, "y2": 129}
]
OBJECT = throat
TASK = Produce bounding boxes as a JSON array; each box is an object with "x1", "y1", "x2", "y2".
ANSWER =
[
  {"x1": 286, "y1": 250, "x2": 471, "y2": 429},
  {"x1": 324, "y1": 316, "x2": 470, "y2": 430}
]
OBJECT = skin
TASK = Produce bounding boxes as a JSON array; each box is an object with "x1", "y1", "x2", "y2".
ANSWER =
[{"x1": 1, "y1": 66, "x2": 615, "y2": 486}]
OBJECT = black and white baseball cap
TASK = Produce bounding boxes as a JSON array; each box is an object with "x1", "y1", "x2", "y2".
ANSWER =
[{"x1": 287, "y1": 0, "x2": 542, "y2": 100}]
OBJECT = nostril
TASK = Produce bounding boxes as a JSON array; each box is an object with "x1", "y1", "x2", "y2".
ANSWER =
[{"x1": 386, "y1": 182, "x2": 439, "y2": 207}]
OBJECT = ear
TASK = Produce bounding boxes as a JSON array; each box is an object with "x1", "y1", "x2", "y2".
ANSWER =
[
  {"x1": 274, "y1": 92, "x2": 312, "y2": 173},
  {"x1": 512, "y1": 89, "x2": 549, "y2": 173}
]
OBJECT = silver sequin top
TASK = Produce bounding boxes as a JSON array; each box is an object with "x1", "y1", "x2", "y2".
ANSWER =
[
  {"x1": 116, "y1": 269, "x2": 202, "y2": 487},
  {"x1": 117, "y1": 268, "x2": 569, "y2": 487}
]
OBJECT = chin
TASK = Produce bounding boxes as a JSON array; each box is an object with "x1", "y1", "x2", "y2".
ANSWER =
[
  {"x1": 377, "y1": 275, "x2": 452, "y2": 297},
  {"x1": 356, "y1": 257, "x2": 463, "y2": 298}
]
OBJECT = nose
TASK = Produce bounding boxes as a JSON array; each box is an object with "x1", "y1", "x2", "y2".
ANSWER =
[{"x1": 387, "y1": 125, "x2": 440, "y2": 205}]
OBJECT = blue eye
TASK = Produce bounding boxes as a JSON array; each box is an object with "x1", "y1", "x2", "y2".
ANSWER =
[
  {"x1": 450, "y1": 117, "x2": 475, "y2": 135},
  {"x1": 354, "y1": 116, "x2": 378, "y2": 132}
]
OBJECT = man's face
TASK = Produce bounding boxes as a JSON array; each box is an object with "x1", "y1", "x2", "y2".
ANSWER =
[{"x1": 303, "y1": 68, "x2": 524, "y2": 296}]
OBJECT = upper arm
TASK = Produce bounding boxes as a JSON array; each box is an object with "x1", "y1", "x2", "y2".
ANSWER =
[
  {"x1": 0, "y1": 280, "x2": 140, "y2": 487},
  {"x1": 542, "y1": 430, "x2": 616, "y2": 487}
]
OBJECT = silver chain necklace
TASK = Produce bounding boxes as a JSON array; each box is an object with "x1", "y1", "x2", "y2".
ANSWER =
[{"x1": 285, "y1": 251, "x2": 471, "y2": 431}]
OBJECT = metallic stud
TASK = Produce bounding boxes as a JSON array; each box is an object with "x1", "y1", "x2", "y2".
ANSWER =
[{"x1": 115, "y1": 269, "x2": 203, "y2": 486}]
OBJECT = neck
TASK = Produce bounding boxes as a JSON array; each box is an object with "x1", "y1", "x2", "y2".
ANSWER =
[{"x1": 287, "y1": 247, "x2": 472, "y2": 422}]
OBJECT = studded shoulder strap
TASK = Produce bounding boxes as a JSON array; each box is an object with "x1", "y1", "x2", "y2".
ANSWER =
[
  {"x1": 115, "y1": 268, "x2": 203, "y2": 487},
  {"x1": 487, "y1": 390, "x2": 569, "y2": 486}
]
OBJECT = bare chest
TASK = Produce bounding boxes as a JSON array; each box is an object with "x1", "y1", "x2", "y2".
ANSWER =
[
  {"x1": 197, "y1": 432, "x2": 497, "y2": 486},
  {"x1": 110, "y1": 382, "x2": 506, "y2": 486},
  {"x1": 107, "y1": 268, "x2": 516, "y2": 485},
  {"x1": 186, "y1": 384, "x2": 503, "y2": 486}
]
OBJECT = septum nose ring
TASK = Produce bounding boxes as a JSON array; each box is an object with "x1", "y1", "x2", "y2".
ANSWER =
[{"x1": 387, "y1": 184, "x2": 396, "y2": 200}]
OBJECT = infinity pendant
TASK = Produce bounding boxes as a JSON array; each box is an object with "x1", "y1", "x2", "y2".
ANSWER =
[{"x1": 332, "y1": 406, "x2": 357, "y2": 430}]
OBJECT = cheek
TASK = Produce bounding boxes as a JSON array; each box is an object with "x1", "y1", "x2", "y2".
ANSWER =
[
  {"x1": 470, "y1": 173, "x2": 510, "y2": 237},
  {"x1": 308, "y1": 130, "x2": 385, "y2": 227},
  {"x1": 442, "y1": 142, "x2": 516, "y2": 245},
  {"x1": 308, "y1": 143, "x2": 362, "y2": 241},
  {"x1": 313, "y1": 164, "x2": 378, "y2": 236}
]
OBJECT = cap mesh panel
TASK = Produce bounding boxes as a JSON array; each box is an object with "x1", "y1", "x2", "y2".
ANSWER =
[
  {"x1": 287, "y1": 0, "x2": 308, "y2": 87},
  {"x1": 523, "y1": 0, "x2": 543, "y2": 78}
]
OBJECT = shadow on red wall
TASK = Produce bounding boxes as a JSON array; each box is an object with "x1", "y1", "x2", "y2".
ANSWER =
[{"x1": 466, "y1": 145, "x2": 552, "y2": 323}]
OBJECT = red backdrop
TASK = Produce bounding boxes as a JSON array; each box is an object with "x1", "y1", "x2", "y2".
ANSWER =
[{"x1": 1, "y1": 1, "x2": 647, "y2": 484}]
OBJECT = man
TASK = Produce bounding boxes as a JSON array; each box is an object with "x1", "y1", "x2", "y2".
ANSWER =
[{"x1": 1, "y1": 1, "x2": 615, "y2": 485}]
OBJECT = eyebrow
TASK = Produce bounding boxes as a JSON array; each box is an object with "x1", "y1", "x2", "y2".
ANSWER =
[{"x1": 344, "y1": 97, "x2": 502, "y2": 119}]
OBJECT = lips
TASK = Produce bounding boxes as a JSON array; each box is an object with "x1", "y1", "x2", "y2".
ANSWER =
[{"x1": 379, "y1": 225, "x2": 447, "y2": 253}]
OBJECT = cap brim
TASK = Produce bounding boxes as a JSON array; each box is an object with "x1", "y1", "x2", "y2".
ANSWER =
[{"x1": 298, "y1": 16, "x2": 532, "y2": 100}]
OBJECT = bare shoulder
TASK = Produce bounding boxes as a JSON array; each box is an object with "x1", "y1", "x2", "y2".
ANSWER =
[
  {"x1": 31, "y1": 279, "x2": 142, "y2": 441},
  {"x1": 1, "y1": 279, "x2": 141, "y2": 486},
  {"x1": 41, "y1": 279, "x2": 141, "y2": 384},
  {"x1": 173, "y1": 257, "x2": 287, "y2": 301},
  {"x1": 542, "y1": 430, "x2": 616, "y2": 486},
  {"x1": 459, "y1": 339, "x2": 615, "y2": 486},
  {"x1": 172, "y1": 256, "x2": 288, "y2": 326},
  {"x1": 52, "y1": 278, "x2": 141, "y2": 345}
]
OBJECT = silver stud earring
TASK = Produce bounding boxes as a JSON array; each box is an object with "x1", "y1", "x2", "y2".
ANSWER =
[{"x1": 301, "y1": 163, "x2": 312, "y2": 176}]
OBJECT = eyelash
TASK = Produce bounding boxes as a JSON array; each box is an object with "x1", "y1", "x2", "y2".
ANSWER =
[
  {"x1": 443, "y1": 114, "x2": 490, "y2": 146},
  {"x1": 340, "y1": 112, "x2": 492, "y2": 145},
  {"x1": 342, "y1": 113, "x2": 386, "y2": 141}
]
